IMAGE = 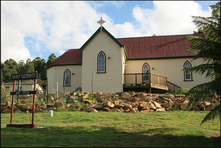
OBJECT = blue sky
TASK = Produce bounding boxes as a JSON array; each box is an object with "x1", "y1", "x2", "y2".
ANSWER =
[{"x1": 1, "y1": 1, "x2": 219, "y2": 63}]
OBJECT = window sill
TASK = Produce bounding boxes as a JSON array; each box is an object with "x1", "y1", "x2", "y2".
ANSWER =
[
  {"x1": 97, "y1": 72, "x2": 106, "y2": 74},
  {"x1": 63, "y1": 85, "x2": 71, "y2": 87},
  {"x1": 183, "y1": 80, "x2": 193, "y2": 82}
]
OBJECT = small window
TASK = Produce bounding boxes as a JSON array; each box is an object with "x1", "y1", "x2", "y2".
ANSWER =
[
  {"x1": 97, "y1": 51, "x2": 106, "y2": 73},
  {"x1": 142, "y1": 63, "x2": 150, "y2": 82},
  {"x1": 184, "y1": 61, "x2": 193, "y2": 81},
  {"x1": 5, "y1": 86, "x2": 10, "y2": 89},
  {"x1": 63, "y1": 69, "x2": 71, "y2": 86}
]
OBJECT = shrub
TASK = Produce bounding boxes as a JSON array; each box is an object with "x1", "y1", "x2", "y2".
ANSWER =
[
  {"x1": 175, "y1": 87, "x2": 189, "y2": 95},
  {"x1": 1, "y1": 84, "x2": 11, "y2": 103}
]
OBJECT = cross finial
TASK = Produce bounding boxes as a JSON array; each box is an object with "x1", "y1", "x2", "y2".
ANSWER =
[{"x1": 97, "y1": 17, "x2": 105, "y2": 26}]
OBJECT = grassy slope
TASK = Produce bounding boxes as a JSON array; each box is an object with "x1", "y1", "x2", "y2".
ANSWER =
[{"x1": 1, "y1": 110, "x2": 220, "y2": 147}]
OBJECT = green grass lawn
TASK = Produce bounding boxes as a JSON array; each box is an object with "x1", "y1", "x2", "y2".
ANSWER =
[{"x1": 1, "y1": 110, "x2": 220, "y2": 147}]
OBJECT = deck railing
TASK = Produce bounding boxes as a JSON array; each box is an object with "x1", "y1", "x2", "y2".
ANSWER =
[{"x1": 123, "y1": 73, "x2": 167, "y2": 87}]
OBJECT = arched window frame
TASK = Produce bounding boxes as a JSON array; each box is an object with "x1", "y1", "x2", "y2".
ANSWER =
[
  {"x1": 142, "y1": 63, "x2": 150, "y2": 83},
  {"x1": 97, "y1": 51, "x2": 106, "y2": 73},
  {"x1": 63, "y1": 69, "x2": 71, "y2": 87},
  {"x1": 183, "y1": 61, "x2": 193, "y2": 81}
]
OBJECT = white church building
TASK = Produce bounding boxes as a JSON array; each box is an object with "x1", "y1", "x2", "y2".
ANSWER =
[{"x1": 47, "y1": 18, "x2": 209, "y2": 93}]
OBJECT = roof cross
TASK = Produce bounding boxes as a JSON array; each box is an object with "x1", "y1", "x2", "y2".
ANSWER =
[{"x1": 97, "y1": 17, "x2": 105, "y2": 26}]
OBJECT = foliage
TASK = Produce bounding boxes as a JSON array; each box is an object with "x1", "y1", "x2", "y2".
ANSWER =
[
  {"x1": 174, "y1": 87, "x2": 189, "y2": 95},
  {"x1": 1, "y1": 53, "x2": 58, "y2": 90},
  {"x1": 183, "y1": 2, "x2": 220, "y2": 124},
  {"x1": 46, "y1": 53, "x2": 57, "y2": 67},
  {"x1": 1, "y1": 84, "x2": 11, "y2": 103}
]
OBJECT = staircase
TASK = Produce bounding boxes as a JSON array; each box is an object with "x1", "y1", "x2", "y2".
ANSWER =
[{"x1": 167, "y1": 81, "x2": 181, "y2": 94}]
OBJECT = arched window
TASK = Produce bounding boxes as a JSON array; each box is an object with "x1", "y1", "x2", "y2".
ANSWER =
[
  {"x1": 97, "y1": 51, "x2": 106, "y2": 73},
  {"x1": 142, "y1": 63, "x2": 150, "y2": 82},
  {"x1": 183, "y1": 61, "x2": 193, "y2": 81},
  {"x1": 63, "y1": 69, "x2": 71, "y2": 86}
]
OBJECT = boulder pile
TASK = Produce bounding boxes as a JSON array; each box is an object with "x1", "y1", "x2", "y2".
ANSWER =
[{"x1": 1, "y1": 92, "x2": 220, "y2": 113}]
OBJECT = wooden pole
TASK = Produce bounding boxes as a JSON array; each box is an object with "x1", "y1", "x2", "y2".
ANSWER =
[
  {"x1": 10, "y1": 79, "x2": 16, "y2": 124},
  {"x1": 31, "y1": 71, "x2": 37, "y2": 125}
]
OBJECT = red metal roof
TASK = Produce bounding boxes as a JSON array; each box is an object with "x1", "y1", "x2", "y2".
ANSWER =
[
  {"x1": 117, "y1": 33, "x2": 206, "y2": 59},
  {"x1": 48, "y1": 49, "x2": 82, "y2": 68},
  {"x1": 47, "y1": 33, "x2": 206, "y2": 68}
]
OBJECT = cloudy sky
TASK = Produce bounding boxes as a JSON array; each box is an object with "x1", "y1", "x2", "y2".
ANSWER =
[{"x1": 1, "y1": 1, "x2": 218, "y2": 63}]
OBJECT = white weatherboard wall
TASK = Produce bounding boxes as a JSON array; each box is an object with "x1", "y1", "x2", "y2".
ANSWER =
[
  {"x1": 82, "y1": 31, "x2": 123, "y2": 93},
  {"x1": 47, "y1": 65, "x2": 82, "y2": 93},
  {"x1": 125, "y1": 57, "x2": 210, "y2": 89}
]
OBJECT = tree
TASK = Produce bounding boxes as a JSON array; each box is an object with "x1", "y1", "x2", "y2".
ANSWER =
[
  {"x1": 2, "y1": 59, "x2": 18, "y2": 82},
  {"x1": 183, "y1": 2, "x2": 220, "y2": 124},
  {"x1": 47, "y1": 53, "x2": 57, "y2": 67},
  {"x1": 24, "y1": 59, "x2": 35, "y2": 73}
]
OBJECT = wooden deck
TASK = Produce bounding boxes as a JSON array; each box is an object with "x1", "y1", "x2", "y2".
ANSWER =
[{"x1": 123, "y1": 73, "x2": 168, "y2": 93}]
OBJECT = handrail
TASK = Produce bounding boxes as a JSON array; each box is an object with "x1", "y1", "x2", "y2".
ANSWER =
[
  {"x1": 167, "y1": 81, "x2": 181, "y2": 93},
  {"x1": 123, "y1": 73, "x2": 167, "y2": 87}
]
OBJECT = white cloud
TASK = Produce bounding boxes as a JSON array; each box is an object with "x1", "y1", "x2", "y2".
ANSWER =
[
  {"x1": 132, "y1": 1, "x2": 212, "y2": 35},
  {"x1": 1, "y1": 1, "x2": 213, "y2": 63}
]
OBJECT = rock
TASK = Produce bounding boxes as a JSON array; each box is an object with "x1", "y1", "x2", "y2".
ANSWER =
[
  {"x1": 109, "y1": 108, "x2": 119, "y2": 112},
  {"x1": 156, "y1": 108, "x2": 166, "y2": 112},
  {"x1": 124, "y1": 103, "x2": 132, "y2": 110},
  {"x1": 96, "y1": 92, "x2": 104, "y2": 102},
  {"x1": 55, "y1": 101, "x2": 64, "y2": 108},
  {"x1": 141, "y1": 106, "x2": 149, "y2": 110},
  {"x1": 206, "y1": 103, "x2": 216, "y2": 111},
  {"x1": 65, "y1": 103, "x2": 71, "y2": 108},
  {"x1": 22, "y1": 103, "x2": 33, "y2": 110},
  {"x1": 103, "y1": 101, "x2": 115, "y2": 108},
  {"x1": 114, "y1": 101, "x2": 120, "y2": 106},
  {"x1": 21, "y1": 99, "x2": 29, "y2": 104},
  {"x1": 130, "y1": 108, "x2": 139, "y2": 113},
  {"x1": 165, "y1": 106, "x2": 173, "y2": 111},
  {"x1": 163, "y1": 102, "x2": 171, "y2": 108},
  {"x1": 149, "y1": 102, "x2": 157, "y2": 110},
  {"x1": 82, "y1": 93, "x2": 89, "y2": 100},
  {"x1": 103, "y1": 107, "x2": 110, "y2": 111},
  {"x1": 115, "y1": 102, "x2": 125, "y2": 108},
  {"x1": 203, "y1": 101, "x2": 211, "y2": 107},
  {"x1": 140, "y1": 110, "x2": 150, "y2": 113},
  {"x1": 85, "y1": 107, "x2": 98, "y2": 112},
  {"x1": 48, "y1": 95, "x2": 54, "y2": 101},
  {"x1": 14, "y1": 107, "x2": 21, "y2": 113},
  {"x1": 139, "y1": 101, "x2": 149, "y2": 108},
  {"x1": 47, "y1": 102, "x2": 55, "y2": 107},
  {"x1": 16, "y1": 104, "x2": 24, "y2": 109},
  {"x1": 138, "y1": 92, "x2": 147, "y2": 98},
  {"x1": 94, "y1": 103, "x2": 103, "y2": 110},
  {"x1": 131, "y1": 97, "x2": 140, "y2": 102},
  {"x1": 121, "y1": 93, "x2": 131, "y2": 98},
  {"x1": 115, "y1": 92, "x2": 124, "y2": 95},
  {"x1": 111, "y1": 94, "x2": 119, "y2": 101},
  {"x1": 6, "y1": 101, "x2": 11, "y2": 107},
  {"x1": 168, "y1": 100, "x2": 174, "y2": 106},
  {"x1": 103, "y1": 93, "x2": 110, "y2": 99},
  {"x1": 192, "y1": 105, "x2": 200, "y2": 111},
  {"x1": 119, "y1": 108, "x2": 124, "y2": 112},
  {"x1": 179, "y1": 99, "x2": 189, "y2": 110},
  {"x1": 2, "y1": 107, "x2": 11, "y2": 113},
  {"x1": 152, "y1": 101, "x2": 162, "y2": 108},
  {"x1": 180, "y1": 103, "x2": 187, "y2": 110},
  {"x1": 198, "y1": 101, "x2": 206, "y2": 111},
  {"x1": 39, "y1": 103, "x2": 47, "y2": 110},
  {"x1": 119, "y1": 96, "x2": 130, "y2": 101}
]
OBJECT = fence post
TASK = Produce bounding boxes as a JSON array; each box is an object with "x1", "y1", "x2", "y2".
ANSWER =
[{"x1": 57, "y1": 82, "x2": 58, "y2": 98}]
